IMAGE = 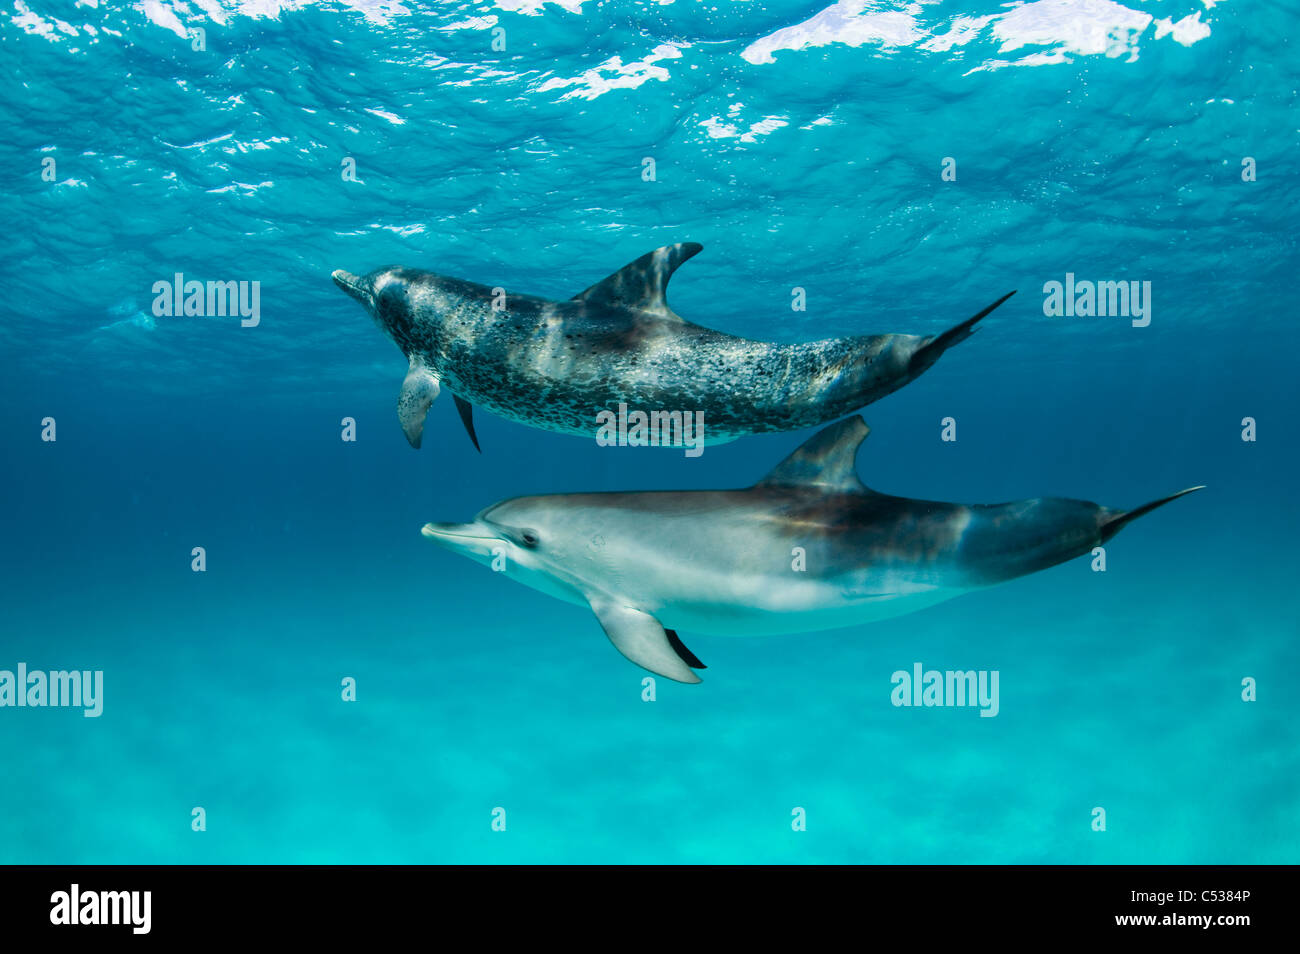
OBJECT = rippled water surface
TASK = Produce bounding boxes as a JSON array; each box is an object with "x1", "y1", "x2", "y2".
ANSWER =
[{"x1": 1, "y1": 0, "x2": 1296, "y2": 863}]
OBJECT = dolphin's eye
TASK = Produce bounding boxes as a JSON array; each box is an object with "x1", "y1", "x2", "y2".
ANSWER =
[{"x1": 520, "y1": 530, "x2": 540, "y2": 548}]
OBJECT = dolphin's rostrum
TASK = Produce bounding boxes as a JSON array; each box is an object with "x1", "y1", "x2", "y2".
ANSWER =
[
  {"x1": 332, "y1": 244, "x2": 1014, "y2": 450},
  {"x1": 421, "y1": 417, "x2": 1202, "y2": 684}
]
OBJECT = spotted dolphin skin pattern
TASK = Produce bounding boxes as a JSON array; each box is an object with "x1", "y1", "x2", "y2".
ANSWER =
[
  {"x1": 331, "y1": 243, "x2": 1015, "y2": 450},
  {"x1": 419, "y1": 416, "x2": 1204, "y2": 683}
]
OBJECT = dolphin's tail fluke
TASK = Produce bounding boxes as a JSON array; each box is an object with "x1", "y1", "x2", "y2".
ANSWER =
[
  {"x1": 910, "y1": 290, "x2": 1016, "y2": 374},
  {"x1": 1099, "y1": 486, "x2": 1206, "y2": 542}
]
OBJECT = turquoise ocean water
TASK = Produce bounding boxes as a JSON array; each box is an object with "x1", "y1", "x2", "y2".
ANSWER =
[{"x1": 1, "y1": 0, "x2": 1296, "y2": 863}]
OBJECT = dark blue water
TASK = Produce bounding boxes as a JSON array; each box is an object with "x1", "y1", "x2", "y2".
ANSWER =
[{"x1": 1, "y1": 0, "x2": 1296, "y2": 863}]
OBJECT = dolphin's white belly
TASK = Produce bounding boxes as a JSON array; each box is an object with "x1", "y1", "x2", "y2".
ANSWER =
[
  {"x1": 643, "y1": 570, "x2": 970, "y2": 637},
  {"x1": 555, "y1": 500, "x2": 977, "y2": 638}
]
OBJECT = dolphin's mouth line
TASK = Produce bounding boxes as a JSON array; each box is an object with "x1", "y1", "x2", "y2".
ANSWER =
[
  {"x1": 421, "y1": 523, "x2": 498, "y2": 543},
  {"x1": 331, "y1": 269, "x2": 372, "y2": 306}
]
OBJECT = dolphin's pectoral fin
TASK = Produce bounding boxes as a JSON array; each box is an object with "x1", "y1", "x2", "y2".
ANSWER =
[
  {"x1": 757, "y1": 416, "x2": 872, "y2": 494},
  {"x1": 572, "y1": 242, "x2": 703, "y2": 318},
  {"x1": 453, "y1": 394, "x2": 481, "y2": 452},
  {"x1": 588, "y1": 597, "x2": 702, "y2": 684},
  {"x1": 664, "y1": 629, "x2": 706, "y2": 670},
  {"x1": 398, "y1": 358, "x2": 440, "y2": 449}
]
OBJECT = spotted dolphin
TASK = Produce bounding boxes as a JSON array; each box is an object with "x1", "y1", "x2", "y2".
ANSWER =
[
  {"x1": 420, "y1": 416, "x2": 1202, "y2": 683},
  {"x1": 331, "y1": 243, "x2": 1014, "y2": 450}
]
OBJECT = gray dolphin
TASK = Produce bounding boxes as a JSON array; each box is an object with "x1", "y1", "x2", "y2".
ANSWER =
[
  {"x1": 420, "y1": 416, "x2": 1202, "y2": 683},
  {"x1": 332, "y1": 243, "x2": 1014, "y2": 450}
]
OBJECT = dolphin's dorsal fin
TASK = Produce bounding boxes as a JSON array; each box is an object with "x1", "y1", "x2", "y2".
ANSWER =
[
  {"x1": 572, "y1": 242, "x2": 703, "y2": 318},
  {"x1": 757, "y1": 416, "x2": 871, "y2": 493}
]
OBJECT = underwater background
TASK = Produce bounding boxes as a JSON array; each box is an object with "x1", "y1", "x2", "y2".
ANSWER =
[{"x1": 1, "y1": 0, "x2": 1296, "y2": 864}]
